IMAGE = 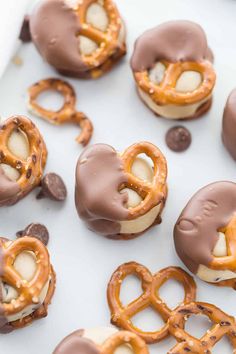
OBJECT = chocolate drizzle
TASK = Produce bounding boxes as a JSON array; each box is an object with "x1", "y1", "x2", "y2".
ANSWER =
[
  {"x1": 0, "y1": 238, "x2": 12, "y2": 333},
  {"x1": 131, "y1": 20, "x2": 212, "y2": 72},
  {"x1": 53, "y1": 329, "x2": 100, "y2": 354},
  {"x1": 75, "y1": 144, "x2": 129, "y2": 236},
  {"x1": 0, "y1": 166, "x2": 20, "y2": 206},
  {"x1": 30, "y1": 0, "x2": 87, "y2": 73},
  {"x1": 222, "y1": 89, "x2": 236, "y2": 160},
  {"x1": 174, "y1": 182, "x2": 236, "y2": 273}
]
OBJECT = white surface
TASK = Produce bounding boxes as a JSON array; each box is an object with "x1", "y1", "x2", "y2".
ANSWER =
[{"x1": 0, "y1": 0, "x2": 236, "y2": 353}]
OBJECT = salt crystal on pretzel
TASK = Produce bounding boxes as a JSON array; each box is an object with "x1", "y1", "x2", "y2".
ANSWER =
[
  {"x1": 28, "y1": 78, "x2": 93, "y2": 147},
  {"x1": 0, "y1": 236, "x2": 56, "y2": 333},
  {"x1": 107, "y1": 262, "x2": 196, "y2": 344},
  {"x1": 131, "y1": 21, "x2": 216, "y2": 120},
  {"x1": 53, "y1": 327, "x2": 149, "y2": 354},
  {"x1": 174, "y1": 181, "x2": 236, "y2": 289},
  {"x1": 0, "y1": 115, "x2": 47, "y2": 206},
  {"x1": 29, "y1": 0, "x2": 126, "y2": 79},
  {"x1": 75, "y1": 142, "x2": 168, "y2": 239}
]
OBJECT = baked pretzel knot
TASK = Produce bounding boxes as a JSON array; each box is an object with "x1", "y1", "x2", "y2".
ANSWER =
[
  {"x1": 0, "y1": 116, "x2": 47, "y2": 205},
  {"x1": 76, "y1": 0, "x2": 125, "y2": 78},
  {"x1": 168, "y1": 302, "x2": 236, "y2": 353},
  {"x1": 121, "y1": 142, "x2": 167, "y2": 219},
  {"x1": 100, "y1": 331, "x2": 149, "y2": 354},
  {"x1": 135, "y1": 61, "x2": 216, "y2": 105},
  {"x1": 0, "y1": 237, "x2": 50, "y2": 318},
  {"x1": 107, "y1": 262, "x2": 196, "y2": 344},
  {"x1": 28, "y1": 78, "x2": 93, "y2": 146}
]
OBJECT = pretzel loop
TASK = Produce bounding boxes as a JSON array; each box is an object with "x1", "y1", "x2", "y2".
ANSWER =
[
  {"x1": 76, "y1": 0, "x2": 121, "y2": 68},
  {"x1": 101, "y1": 331, "x2": 149, "y2": 354},
  {"x1": 1, "y1": 237, "x2": 50, "y2": 317},
  {"x1": 168, "y1": 302, "x2": 236, "y2": 353},
  {"x1": 135, "y1": 60, "x2": 216, "y2": 106},
  {"x1": 107, "y1": 262, "x2": 196, "y2": 344},
  {"x1": 28, "y1": 78, "x2": 93, "y2": 146},
  {"x1": 121, "y1": 142, "x2": 167, "y2": 219},
  {"x1": 209, "y1": 216, "x2": 236, "y2": 271}
]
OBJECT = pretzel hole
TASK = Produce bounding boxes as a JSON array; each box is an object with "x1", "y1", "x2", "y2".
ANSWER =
[
  {"x1": 35, "y1": 90, "x2": 65, "y2": 112},
  {"x1": 185, "y1": 314, "x2": 213, "y2": 339},
  {"x1": 0, "y1": 164, "x2": 20, "y2": 181},
  {"x1": 149, "y1": 62, "x2": 166, "y2": 85},
  {"x1": 8, "y1": 128, "x2": 29, "y2": 160},
  {"x1": 211, "y1": 336, "x2": 232, "y2": 353},
  {"x1": 120, "y1": 275, "x2": 143, "y2": 305},
  {"x1": 1, "y1": 282, "x2": 18, "y2": 303},
  {"x1": 86, "y1": 3, "x2": 109, "y2": 32},
  {"x1": 79, "y1": 36, "x2": 98, "y2": 55},
  {"x1": 158, "y1": 279, "x2": 185, "y2": 309},
  {"x1": 175, "y1": 71, "x2": 202, "y2": 93},
  {"x1": 213, "y1": 232, "x2": 227, "y2": 257},
  {"x1": 131, "y1": 307, "x2": 165, "y2": 332}
]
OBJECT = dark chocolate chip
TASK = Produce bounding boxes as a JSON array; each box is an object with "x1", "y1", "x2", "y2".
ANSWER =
[
  {"x1": 165, "y1": 126, "x2": 192, "y2": 152},
  {"x1": 16, "y1": 223, "x2": 49, "y2": 246},
  {"x1": 37, "y1": 173, "x2": 67, "y2": 201},
  {"x1": 19, "y1": 15, "x2": 31, "y2": 43}
]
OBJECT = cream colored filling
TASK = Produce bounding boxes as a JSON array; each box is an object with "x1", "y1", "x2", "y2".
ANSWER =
[
  {"x1": 1, "y1": 128, "x2": 29, "y2": 181},
  {"x1": 197, "y1": 232, "x2": 236, "y2": 283},
  {"x1": 119, "y1": 157, "x2": 162, "y2": 235},
  {"x1": 138, "y1": 62, "x2": 208, "y2": 119},
  {"x1": 83, "y1": 327, "x2": 133, "y2": 354},
  {"x1": 1, "y1": 250, "x2": 50, "y2": 323}
]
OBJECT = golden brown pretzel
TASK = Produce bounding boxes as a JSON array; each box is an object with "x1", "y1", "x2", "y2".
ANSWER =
[
  {"x1": 28, "y1": 78, "x2": 93, "y2": 146},
  {"x1": 120, "y1": 142, "x2": 167, "y2": 220},
  {"x1": 0, "y1": 116, "x2": 47, "y2": 204},
  {"x1": 134, "y1": 60, "x2": 216, "y2": 106},
  {"x1": 100, "y1": 331, "x2": 149, "y2": 353},
  {"x1": 107, "y1": 262, "x2": 196, "y2": 344},
  {"x1": 168, "y1": 302, "x2": 236, "y2": 353},
  {"x1": 76, "y1": 0, "x2": 123, "y2": 69},
  {"x1": 0, "y1": 237, "x2": 50, "y2": 317}
]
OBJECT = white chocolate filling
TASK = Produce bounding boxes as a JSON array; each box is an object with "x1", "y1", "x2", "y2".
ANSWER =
[
  {"x1": 120, "y1": 157, "x2": 162, "y2": 235},
  {"x1": 1, "y1": 250, "x2": 50, "y2": 323},
  {"x1": 197, "y1": 232, "x2": 236, "y2": 283},
  {"x1": 83, "y1": 327, "x2": 133, "y2": 354},
  {"x1": 1, "y1": 128, "x2": 29, "y2": 181}
]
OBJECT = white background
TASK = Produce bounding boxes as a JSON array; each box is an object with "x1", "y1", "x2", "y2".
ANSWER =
[{"x1": 1, "y1": 0, "x2": 236, "y2": 353}]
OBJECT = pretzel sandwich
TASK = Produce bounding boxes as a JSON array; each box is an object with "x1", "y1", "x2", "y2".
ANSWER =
[
  {"x1": 0, "y1": 115, "x2": 47, "y2": 206},
  {"x1": 107, "y1": 262, "x2": 196, "y2": 344},
  {"x1": 28, "y1": 78, "x2": 93, "y2": 146},
  {"x1": 0, "y1": 236, "x2": 55, "y2": 332},
  {"x1": 75, "y1": 142, "x2": 167, "y2": 239}
]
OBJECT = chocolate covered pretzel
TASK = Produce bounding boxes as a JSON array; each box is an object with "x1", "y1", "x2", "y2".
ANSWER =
[
  {"x1": 174, "y1": 181, "x2": 236, "y2": 288},
  {"x1": 131, "y1": 21, "x2": 216, "y2": 120},
  {"x1": 30, "y1": 0, "x2": 126, "y2": 79},
  {"x1": 0, "y1": 236, "x2": 56, "y2": 333},
  {"x1": 75, "y1": 142, "x2": 167, "y2": 239}
]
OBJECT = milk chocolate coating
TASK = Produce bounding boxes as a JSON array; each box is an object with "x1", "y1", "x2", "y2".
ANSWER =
[
  {"x1": 174, "y1": 182, "x2": 236, "y2": 274},
  {"x1": 30, "y1": 0, "x2": 88, "y2": 74},
  {"x1": 53, "y1": 330, "x2": 100, "y2": 354},
  {"x1": 131, "y1": 20, "x2": 212, "y2": 72},
  {"x1": 75, "y1": 144, "x2": 129, "y2": 237},
  {"x1": 0, "y1": 167, "x2": 20, "y2": 206},
  {"x1": 222, "y1": 89, "x2": 236, "y2": 160}
]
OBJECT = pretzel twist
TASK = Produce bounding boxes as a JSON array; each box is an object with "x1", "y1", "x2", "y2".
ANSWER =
[
  {"x1": 134, "y1": 60, "x2": 216, "y2": 106},
  {"x1": 168, "y1": 302, "x2": 236, "y2": 353},
  {"x1": 0, "y1": 237, "x2": 50, "y2": 317},
  {"x1": 28, "y1": 78, "x2": 93, "y2": 146},
  {"x1": 0, "y1": 116, "x2": 47, "y2": 199},
  {"x1": 120, "y1": 142, "x2": 167, "y2": 220},
  {"x1": 76, "y1": 0, "x2": 122, "y2": 69},
  {"x1": 107, "y1": 262, "x2": 196, "y2": 344},
  {"x1": 100, "y1": 331, "x2": 149, "y2": 354}
]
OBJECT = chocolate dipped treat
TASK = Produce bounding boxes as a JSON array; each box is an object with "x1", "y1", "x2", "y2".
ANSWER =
[
  {"x1": 222, "y1": 89, "x2": 236, "y2": 160},
  {"x1": 30, "y1": 0, "x2": 126, "y2": 79},
  {"x1": 174, "y1": 181, "x2": 236, "y2": 288},
  {"x1": 0, "y1": 236, "x2": 56, "y2": 333},
  {"x1": 53, "y1": 327, "x2": 149, "y2": 354},
  {"x1": 0, "y1": 116, "x2": 47, "y2": 206},
  {"x1": 75, "y1": 142, "x2": 167, "y2": 239},
  {"x1": 131, "y1": 21, "x2": 216, "y2": 120}
]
